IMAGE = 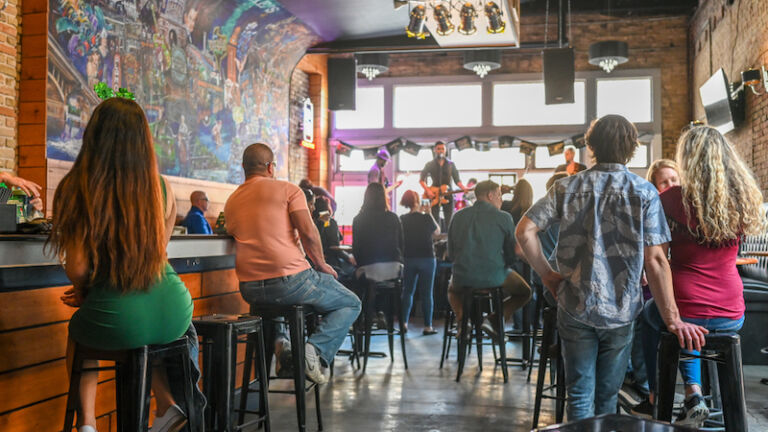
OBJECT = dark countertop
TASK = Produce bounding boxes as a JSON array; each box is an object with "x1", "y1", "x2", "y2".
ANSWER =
[{"x1": 0, "y1": 235, "x2": 236, "y2": 291}]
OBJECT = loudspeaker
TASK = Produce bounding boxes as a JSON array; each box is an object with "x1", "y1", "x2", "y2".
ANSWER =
[
  {"x1": 543, "y1": 47, "x2": 574, "y2": 105},
  {"x1": 328, "y1": 58, "x2": 357, "y2": 111}
]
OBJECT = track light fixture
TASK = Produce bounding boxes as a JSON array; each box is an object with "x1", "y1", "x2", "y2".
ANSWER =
[
  {"x1": 741, "y1": 67, "x2": 768, "y2": 95},
  {"x1": 458, "y1": 2, "x2": 478, "y2": 35},
  {"x1": 484, "y1": 2, "x2": 505, "y2": 34},
  {"x1": 433, "y1": 4, "x2": 455, "y2": 36},
  {"x1": 406, "y1": 5, "x2": 429, "y2": 39}
]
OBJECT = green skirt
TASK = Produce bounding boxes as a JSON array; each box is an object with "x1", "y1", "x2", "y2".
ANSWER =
[{"x1": 69, "y1": 263, "x2": 193, "y2": 350}]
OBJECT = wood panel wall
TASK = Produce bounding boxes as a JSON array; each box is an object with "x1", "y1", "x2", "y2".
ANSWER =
[
  {"x1": 296, "y1": 54, "x2": 329, "y2": 190},
  {"x1": 0, "y1": 268, "x2": 248, "y2": 432},
  {"x1": 17, "y1": 0, "x2": 47, "y2": 208}
]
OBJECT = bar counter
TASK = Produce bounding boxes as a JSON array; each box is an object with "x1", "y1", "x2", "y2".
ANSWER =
[
  {"x1": 0, "y1": 234, "x2": 236, "y2": 290},
  {"x1": 0, "y1": 235, "x2": 249, "y2": 432}
]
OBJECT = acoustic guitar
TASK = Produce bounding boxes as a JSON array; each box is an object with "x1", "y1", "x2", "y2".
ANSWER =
[{"x1": 423, "y1": 185, "x2": 473, "y2": 207}]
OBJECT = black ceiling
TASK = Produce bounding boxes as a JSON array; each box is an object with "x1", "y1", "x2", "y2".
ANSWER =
[{"x1": 278, "y1": 0, "x2": 699, "y2": 52}]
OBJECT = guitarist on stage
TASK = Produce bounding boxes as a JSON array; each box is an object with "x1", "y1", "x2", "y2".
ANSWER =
[{"x1": 419, "y1": 141, "x2": 469, "y2": 227}]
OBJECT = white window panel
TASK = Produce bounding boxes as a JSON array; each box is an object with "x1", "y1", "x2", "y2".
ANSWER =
[
  {"x1": 393, "y1": 84, "x2": 482, "y2": 128},
  {"x1": 398, "y1": 148, "x2": 433, "y2": 172},
  {"x1": 339, "y1": 150, "x2": 374, "y2": 172},
  {"x1": 627, "y1": 143, "x2": 649, "y2": 168},
  {"x1": 450, "y1": 148, "x2": 526, "y2": 170},
  {"x1": 333, "y1": 185, "x2": 367, "y2": 226},
  {"x1": 493, "y1": 81, "x2": 586, "y2": 126},
  {"x1": 334, "y1": 87, "x2": 385, "y2": 129},
  {"x1": 596, "y1": 77, "x2": 653, "y2": 123}
]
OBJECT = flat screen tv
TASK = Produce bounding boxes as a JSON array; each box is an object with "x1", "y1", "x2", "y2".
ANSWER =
[{"x1": 699, "y1": 68, "x2": 744, "y2": 134}]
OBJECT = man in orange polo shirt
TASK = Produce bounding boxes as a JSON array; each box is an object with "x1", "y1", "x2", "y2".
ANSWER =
[{"x1": 225, "y1": 143, "x2": 361, "y2": 384}]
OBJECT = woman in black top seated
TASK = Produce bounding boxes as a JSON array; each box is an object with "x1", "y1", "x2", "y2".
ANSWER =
[
  {"x1": 353, "y1": 183, "x2": 404, "y2": 328},
  {"x1": 314, "y1": 196, "x2": 355, "y2": 277},
  {"x1": 399, "y1": 190, "x2": 441, "y2": 335},
  {"x1": 352, "y1": 183, "x2": 404, "y2": 279}
]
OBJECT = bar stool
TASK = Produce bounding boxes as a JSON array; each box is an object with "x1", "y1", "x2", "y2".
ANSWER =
[
  {"x1": 193, "y1": 314, "x2": 269, "y2": 432},
  {"x1": 439, "y1": 309, "x2": 457, "y2": 369},
  {"x1": 455, "y1": 286, "x2": 508, "y2": 383},
  {"x1": 63, "y1": 338, "x2": 201, "y2": 432},
  {"x1": 656, "y1": 332, "x2": 748, "y2": 432},
  {"x1": 357, "y1": 277, "x2": 408, "y2": 373},
  {"x1": 242, "y1": 304, "x2": 322, "y2": 432},
  {"x1": 531, "y1": 306, "x2": 566, "y2": 429}
]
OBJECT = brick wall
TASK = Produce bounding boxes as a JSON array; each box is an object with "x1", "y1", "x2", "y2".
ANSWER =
[
  {"x1": 382, "y1": 13, "x2": 691, "y2": 159},
  {"x1": 288, "y1": 68, "x2": 309, "y2": 184},
  {"x1": 0, "y1": 0, "x2": 18, "y2": 172},
  {"x1": 690, "y1": 0, "x2": 768, "y2": 196}
]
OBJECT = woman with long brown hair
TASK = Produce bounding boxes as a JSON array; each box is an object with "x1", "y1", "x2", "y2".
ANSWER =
[
  {"x1": 640, "y1": 126, "x2": 766, "y2": 427},
  {"x1": 50, "y1": 98, "x2": 193, "y2": 432}
]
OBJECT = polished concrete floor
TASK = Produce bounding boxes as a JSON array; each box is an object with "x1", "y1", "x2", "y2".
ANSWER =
[{"x1": 248, "y1": 318, "x2": 768, "y2": 431}]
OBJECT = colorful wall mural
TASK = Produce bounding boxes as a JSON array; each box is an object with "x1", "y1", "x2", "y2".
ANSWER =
[{"x1": 47, "y1": 0, "x2": 320, "y2": 183}]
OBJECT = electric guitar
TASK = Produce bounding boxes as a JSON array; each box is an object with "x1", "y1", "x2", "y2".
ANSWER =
[{"x1": 423, "y1": 185, "x2": 474, "y2": 207}]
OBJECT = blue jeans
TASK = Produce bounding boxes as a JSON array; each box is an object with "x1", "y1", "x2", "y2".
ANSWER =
[
  {"x1": 626, "y1": 308, "x2": 649, "y2": 394},
  {"x1": 402, "y1": 257, "x2": 437, "y2": 327},
  {"x1": 240, "y1": 268, "x2": 362, "y2": 365},
  {"x1": 641, "y1": 299, "x2": 744, "y2": 392},
  {"x1": 558, "y1": 308, "x2": 634, "y2": 420}
]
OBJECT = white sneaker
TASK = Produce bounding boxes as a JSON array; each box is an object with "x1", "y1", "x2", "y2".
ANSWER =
[
  {"x1": 304, "y1": 342, "x2": 328, "y2": 385},
  {"x1": 79, "y1": 426, "x2": 97, "y2": 432},
  {"x1": 150, "y1": 404, "x2": 187, "y2": 432}
]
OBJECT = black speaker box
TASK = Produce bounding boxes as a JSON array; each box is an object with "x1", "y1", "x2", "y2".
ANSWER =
[
  {"x1": 543, "y1": 47, "x2": 575, "y2": 105},
  {"x1": 328, "y1": 58, "x2": 357, "y2": 111}
]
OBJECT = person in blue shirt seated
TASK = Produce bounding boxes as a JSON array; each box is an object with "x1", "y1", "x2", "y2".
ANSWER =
[{"x1": 182, "y1": 190, "x2": 212, "y2": 234}]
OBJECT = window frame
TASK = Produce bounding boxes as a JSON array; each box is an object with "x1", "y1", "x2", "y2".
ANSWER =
[{"x1": 330, "y1": 69, "x2": 662, "y2": 200}]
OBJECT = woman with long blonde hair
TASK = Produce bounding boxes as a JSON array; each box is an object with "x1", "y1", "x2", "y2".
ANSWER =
[
  {"x1": 640, "y1": 125, "x2": 765, "y2": 427},
  {"x1": 50, "y1": 98, "x2": 193, "y2": 432}
]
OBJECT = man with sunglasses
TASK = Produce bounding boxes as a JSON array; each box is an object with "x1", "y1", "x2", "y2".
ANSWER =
[{"x1": 182, "y1": 190, "x2": 213, "y2": 234}]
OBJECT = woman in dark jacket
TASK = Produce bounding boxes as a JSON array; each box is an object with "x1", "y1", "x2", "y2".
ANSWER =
[
  {"x1": 353, "y1": 183, "x2": 404, "y2": 329},
  {"x1": 352, "y1": 183, "x2": 403, "y2": 277}
]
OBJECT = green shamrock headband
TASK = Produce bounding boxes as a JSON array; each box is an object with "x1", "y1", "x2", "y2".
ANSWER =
[{"x1": 94, "y1": 82, "x2": 135, "y2": 101}]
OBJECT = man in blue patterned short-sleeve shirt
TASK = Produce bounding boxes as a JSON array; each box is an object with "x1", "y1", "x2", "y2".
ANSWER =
[{"x1": 516, "y1": 115, "x2": 708, "y2": 421}]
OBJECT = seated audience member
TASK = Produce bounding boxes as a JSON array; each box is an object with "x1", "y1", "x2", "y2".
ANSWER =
[
  {"x1": 529, "y1": 172, "x2": 568, "y2": 308},
  {"x1": 299, "y1": 178, "x2": 337, "y2": 213},
  {"x1": 639, "y1": 126, "x2": 765, "y2": 427},
  {"x1": 0, "y1": 172, "x2": 42, "y2": 198},
  {"x1": 627, "y1": 159, "x2": 681, "y2": 412},
  {"x1": 554, "y1": 146, "x2": 587, "y2": 175},
  {"x1": 182, "y1": 190, "x2": 213, "y2": 234},
  {"x1": 462, "y1": 177, "x2": 478, "y2": 205},
  {"x1": 447, "y1": 180, "x2": 532, "y2": 333},
  {"x1": 314, "y1": 196, "x2": 355, "y2": 275},
  {"x1": 399, "y1": 190, "x2": 441, "y2": 335},
  {"x1": 225, "y1": 143, "x2": 361, "y2": 385},
  {"x1": 516, "y1": 114, "x2": 707, "y2": 421},
  {"x1": 50, "y1": 98, "x2": 194, "y2": 432},
  {"x1": 501, "y1": 178, "x2": 533, "y2": 223},
  {"x1": 352, "y1": 183, "x2": 404, "y2": 328}
]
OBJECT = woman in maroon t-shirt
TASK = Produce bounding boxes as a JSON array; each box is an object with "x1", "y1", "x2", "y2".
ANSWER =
[{"x1": 640, "y1": 126, "x2": 766, "y2": 427}]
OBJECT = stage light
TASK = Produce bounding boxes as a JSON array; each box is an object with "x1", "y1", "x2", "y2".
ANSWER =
[
  {"x1": 433, "y1": 4, "x2": 454, "y2": 36},
  {"x1": 406, "y1": 5, "x2": 429, "y2": 39},
  {"x1": 485, "y1": 2, "x2": 505, "y2": 34},
  {"x1": 458, "y1": 3, "x2": 478, "y2": 35}
]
